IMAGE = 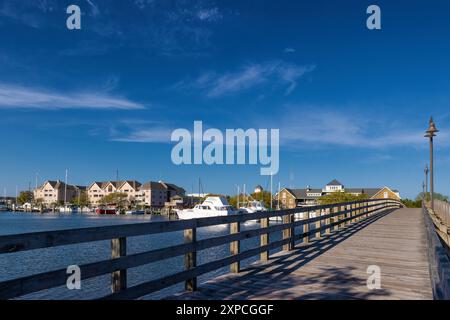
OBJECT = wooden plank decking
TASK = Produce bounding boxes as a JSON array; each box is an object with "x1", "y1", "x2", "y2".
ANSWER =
[{"x1": 168, "y1": 208, "x2": 433, "y2": 300}]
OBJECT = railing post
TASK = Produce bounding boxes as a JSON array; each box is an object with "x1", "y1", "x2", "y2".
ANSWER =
[
  {"x1": 304, "y1": 211, "x2": 310, "y2": 243},
  {"x1": 230, "y1": 221, "x2": 240, "y2": 273},
  {"x1": 360, "y1": 202, "x2": 364, "y2": 219},
  {"x1": 365, "y1": 201, "x2": 369, "y2": 218},
  {"x1": 334, "y1": 205, "x2": 339, "y2": 231},
  {"x1": 283, "y1": 213, "x2": 295, "y2": 251},
  {"x1": 340, "y1": 204, "x2": 345, "y2": 228},
  {"x1": 184, "y1": 227, "x2": 197, "y2": 291},
  {"x1": 315, "y1": 209, "x2": 321, "y2": 239},
  {"x1": 260, "y1": 217, "x2": 269, "y2": 261},
  {"x1": 345, "y1": 203, "x2": 353, "y2": 225},
  {"x1": 289, "y1": 213, "x2": 295, "y2": 249},
  {"x1": 325, "y1": 207, "x2": 331, "y2": 234},
  {"x1": 351, "y1": 203, "x2": 356, "y2": 223},
  {"x1": 111, "y1": 237, "x2": 127, "y2": 293}
]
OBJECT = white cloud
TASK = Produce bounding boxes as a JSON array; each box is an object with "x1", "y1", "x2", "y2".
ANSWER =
[
  {"x1": 112, "y1": 127, "x2": 172, "y2": 143},
  {"x1": 0, "y1": 83, "x2": 144, "y2": 110},
  {"x1": 178, "y1": 61, "x2": 315, "y2": 97},
  {"x1": 85, "y1": 0, "x2": 100, "y2": 17},
  {"x1": 261, "y1": 107, "x2": 445, "y2": 149},
  {"x1": 197, "y1": 7, "x2": 222, "y2": 21},
  {"x1": 284, "y1": 48, "x2": 296, "y2": 54},
  {"x1": 134, "y1": 0, "x2": 155, "y2": 10}
]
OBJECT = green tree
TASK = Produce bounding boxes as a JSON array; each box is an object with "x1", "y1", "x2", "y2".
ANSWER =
[
  {"x1": 99, "y1": 192, "x2": 128, "y2": 206},
  {"x1": 229, "y1": 191, "x2": 273, "y2": 209},
  {"x1": 17, "y1": 191, "x2": 33, "y2": 205},
  {"x1": 72, "y1": 190, "x2": 89, "y2": 207},
  {"x1": 415, "y1": 192, "x2": 448, "y2": 202},
  {"x1": 318, "y1": 192, "x2": 368, "y2": 205},
  {"x1": 401, "y1": 198, "x2": 422, "y2": 208}
]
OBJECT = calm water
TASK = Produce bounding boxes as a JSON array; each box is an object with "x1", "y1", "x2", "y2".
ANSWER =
[{"x1": 0, "y1": 211, "x2": 293, "y2": 300}]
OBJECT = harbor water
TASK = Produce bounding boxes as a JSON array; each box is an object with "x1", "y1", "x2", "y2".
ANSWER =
[{"x1": 0, "y1": 211, "x2": 300, "y2": 300}]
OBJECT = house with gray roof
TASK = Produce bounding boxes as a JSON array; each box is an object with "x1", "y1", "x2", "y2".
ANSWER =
[
  {"x1": 276, "y1": 179, "x2": 400, "y2": 209},
  {"x1": 34, "y1": 180, "x2": 85, "y2": 206},
  {"x1": 140, "y1": 181, "x2": 185, "y2": 208}
]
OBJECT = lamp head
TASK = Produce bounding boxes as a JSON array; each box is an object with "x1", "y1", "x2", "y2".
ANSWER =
[{"x1": 425, "y1": 117, "x2": 439, "y2": 137}]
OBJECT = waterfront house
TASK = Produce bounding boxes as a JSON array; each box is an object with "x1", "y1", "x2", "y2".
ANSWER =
[
  {"x1": 139, "y1": 181, "x2": 185, "y2": 208},
  {"x1": 117, "y1": 180, "x2": 143, "y2": 203},
  {"x1": 87, "y1": 180, "x2": 142, "y2": 206},
  {"x1": 276, "y1": 179, "x2": 401, "y2": 209},
  {"x1": 34, "y1": 180, "x2": 85, "y2": 206},
  {"x1": 86, "y1": 180, "x2": 185, "y2": 207}
]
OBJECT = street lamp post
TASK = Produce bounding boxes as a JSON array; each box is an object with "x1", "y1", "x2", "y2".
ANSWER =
[
  {"x1": 424, "y1": 117, "x2": 438, "y2": 211},
  {"x1": 424, "y1": 164, "x2": 429, "y2": 197},
  {"x1": 422, "y1": 181, "x2": 425, "y2": 201}
]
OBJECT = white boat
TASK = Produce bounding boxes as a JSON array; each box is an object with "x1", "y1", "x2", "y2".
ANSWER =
[
  {"x1": 239, "y1": 200, "x2": 267, "y2": 214},
  {"x1": 176, "y1": 196, "x2": 237, "y2": 220},
  {"x1": 59, "y1": 206, "x2": 77, "y2": 213},
  {"x1": 125, "y1": 210, "x2": 145, "y2": 215},
  {"x1": 0, "y1": 204, "x2": 8, "y2": 212}
]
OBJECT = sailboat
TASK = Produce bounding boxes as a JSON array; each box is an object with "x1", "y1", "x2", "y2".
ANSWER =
[{"x1": 239, "y1": 200, "x2": 267, "y2": 213}]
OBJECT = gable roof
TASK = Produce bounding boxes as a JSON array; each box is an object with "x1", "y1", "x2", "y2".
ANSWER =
[
  {"x1": 326, "y1": 179, "x2": 343, "y2": 186},
  {"x1": 40, "y1": 180, "x2": 82, "y2": 191},
  {"x1": 371, "y1": 186, "x2": 401, "y2": 199},
  {"x1": 140, "y1": 181, "x2": 166, "y2": 191},
  {"x1": 306, "y1": 189, "x2": 322, "y2": 193},
  {"x1": 164, "y1": 183, "x2": 185, "y2": 193},
  {"x1": 118, "y1": 180, "x2": 142, "y2": 189},
  {"x1": 283, "y1": 188, "x2": 319, "y2": 200}
]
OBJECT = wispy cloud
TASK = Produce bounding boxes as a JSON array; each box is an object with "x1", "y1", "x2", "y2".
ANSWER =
[
  {"x1": 85, "y1": 0, "x2": 100, "y2": 17},
  {"x1": 270, "y1": 107, "x2": 447, "y2": 149},
  {"x1": 112, "y1": 127, "x2": 172, "y2": 143},
  {"x1": 197, "y1": 7, "x2": 222, "y2": 21},
  {"x1": 134, "y1": 0, "x2": 155, "y2": 10},
  {"x1": 177, "y1": 61, "x2": 315, "y2": 97},
  {"x1": 284, "y1": 48, "x2": 296, "y2": 54},
  {"x1": 0, "y1": 83, "x2": 144, "y2": 110}
]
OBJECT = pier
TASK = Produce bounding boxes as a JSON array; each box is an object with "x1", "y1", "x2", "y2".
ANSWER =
[{"x1": 0, "y1": 198, "x2": 449, "y2": 300}]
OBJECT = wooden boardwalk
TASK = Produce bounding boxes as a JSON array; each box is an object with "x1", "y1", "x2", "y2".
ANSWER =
[{"x1": 168, "y1": 208, "x2": 433, "y2": 300}]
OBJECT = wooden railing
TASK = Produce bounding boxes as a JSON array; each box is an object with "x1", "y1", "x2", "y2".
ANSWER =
[
  {"x1": 0, "y1": 199, "x2": 401, "y2": 300},
  {"x1": 433, "y1": 200, "x2": 450, "y2": 228},
  {"x1": 425, "y1": 200, "x2": 450, "y2": 248},
  {"x1": 422, "y1": 203, "x2": 450, "y2": 299}
]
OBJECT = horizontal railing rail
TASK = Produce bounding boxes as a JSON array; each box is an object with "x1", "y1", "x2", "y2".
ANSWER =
[
  {"x1": 422, "y1": 204, "x2": 450, "y2": 299},
  {"x1": 425, "y1": 200, "x2": 450, "y2": 247},
  {"x1": 433, "y1": 200, "x2": 450, "y2": 228},
  {"x1": 0, "y1": 198, "x2": 401, "y2": 300}
]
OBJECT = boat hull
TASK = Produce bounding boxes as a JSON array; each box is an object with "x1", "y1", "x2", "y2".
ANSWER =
[
  {"x1": 125, "y1": 210, "x2": 145, "y2": 215},
  {"x1": 95, "y1": 208, "x2": 117, "y2": 215},
  {"x1": 176, "y1": 210, "x2": 231, "y2": 220}
]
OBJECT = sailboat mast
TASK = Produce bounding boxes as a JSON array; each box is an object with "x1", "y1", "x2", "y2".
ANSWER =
[
  {"x1": 270, "y1": 173, "x2": 273, "y2": 210},
  {"x1": 64, "y1": 169, "x2": 68, "y2": 207},
  {"x1": 277, "y1": 182, "x2": 281, "y2": 210}
]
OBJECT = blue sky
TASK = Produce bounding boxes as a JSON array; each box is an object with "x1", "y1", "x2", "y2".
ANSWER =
[{"x1": 1, "y1": 0, "x2": 450, "y2": 199}]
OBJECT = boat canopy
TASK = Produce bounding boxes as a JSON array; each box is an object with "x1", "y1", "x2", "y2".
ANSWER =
[{"x1": 202, "y1": 196, "x2": 231, "y2": 207}]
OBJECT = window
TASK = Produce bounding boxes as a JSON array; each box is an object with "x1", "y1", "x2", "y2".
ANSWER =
[{"x1": 383, "y1": 192, "x2": 388, "y2": 198}]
